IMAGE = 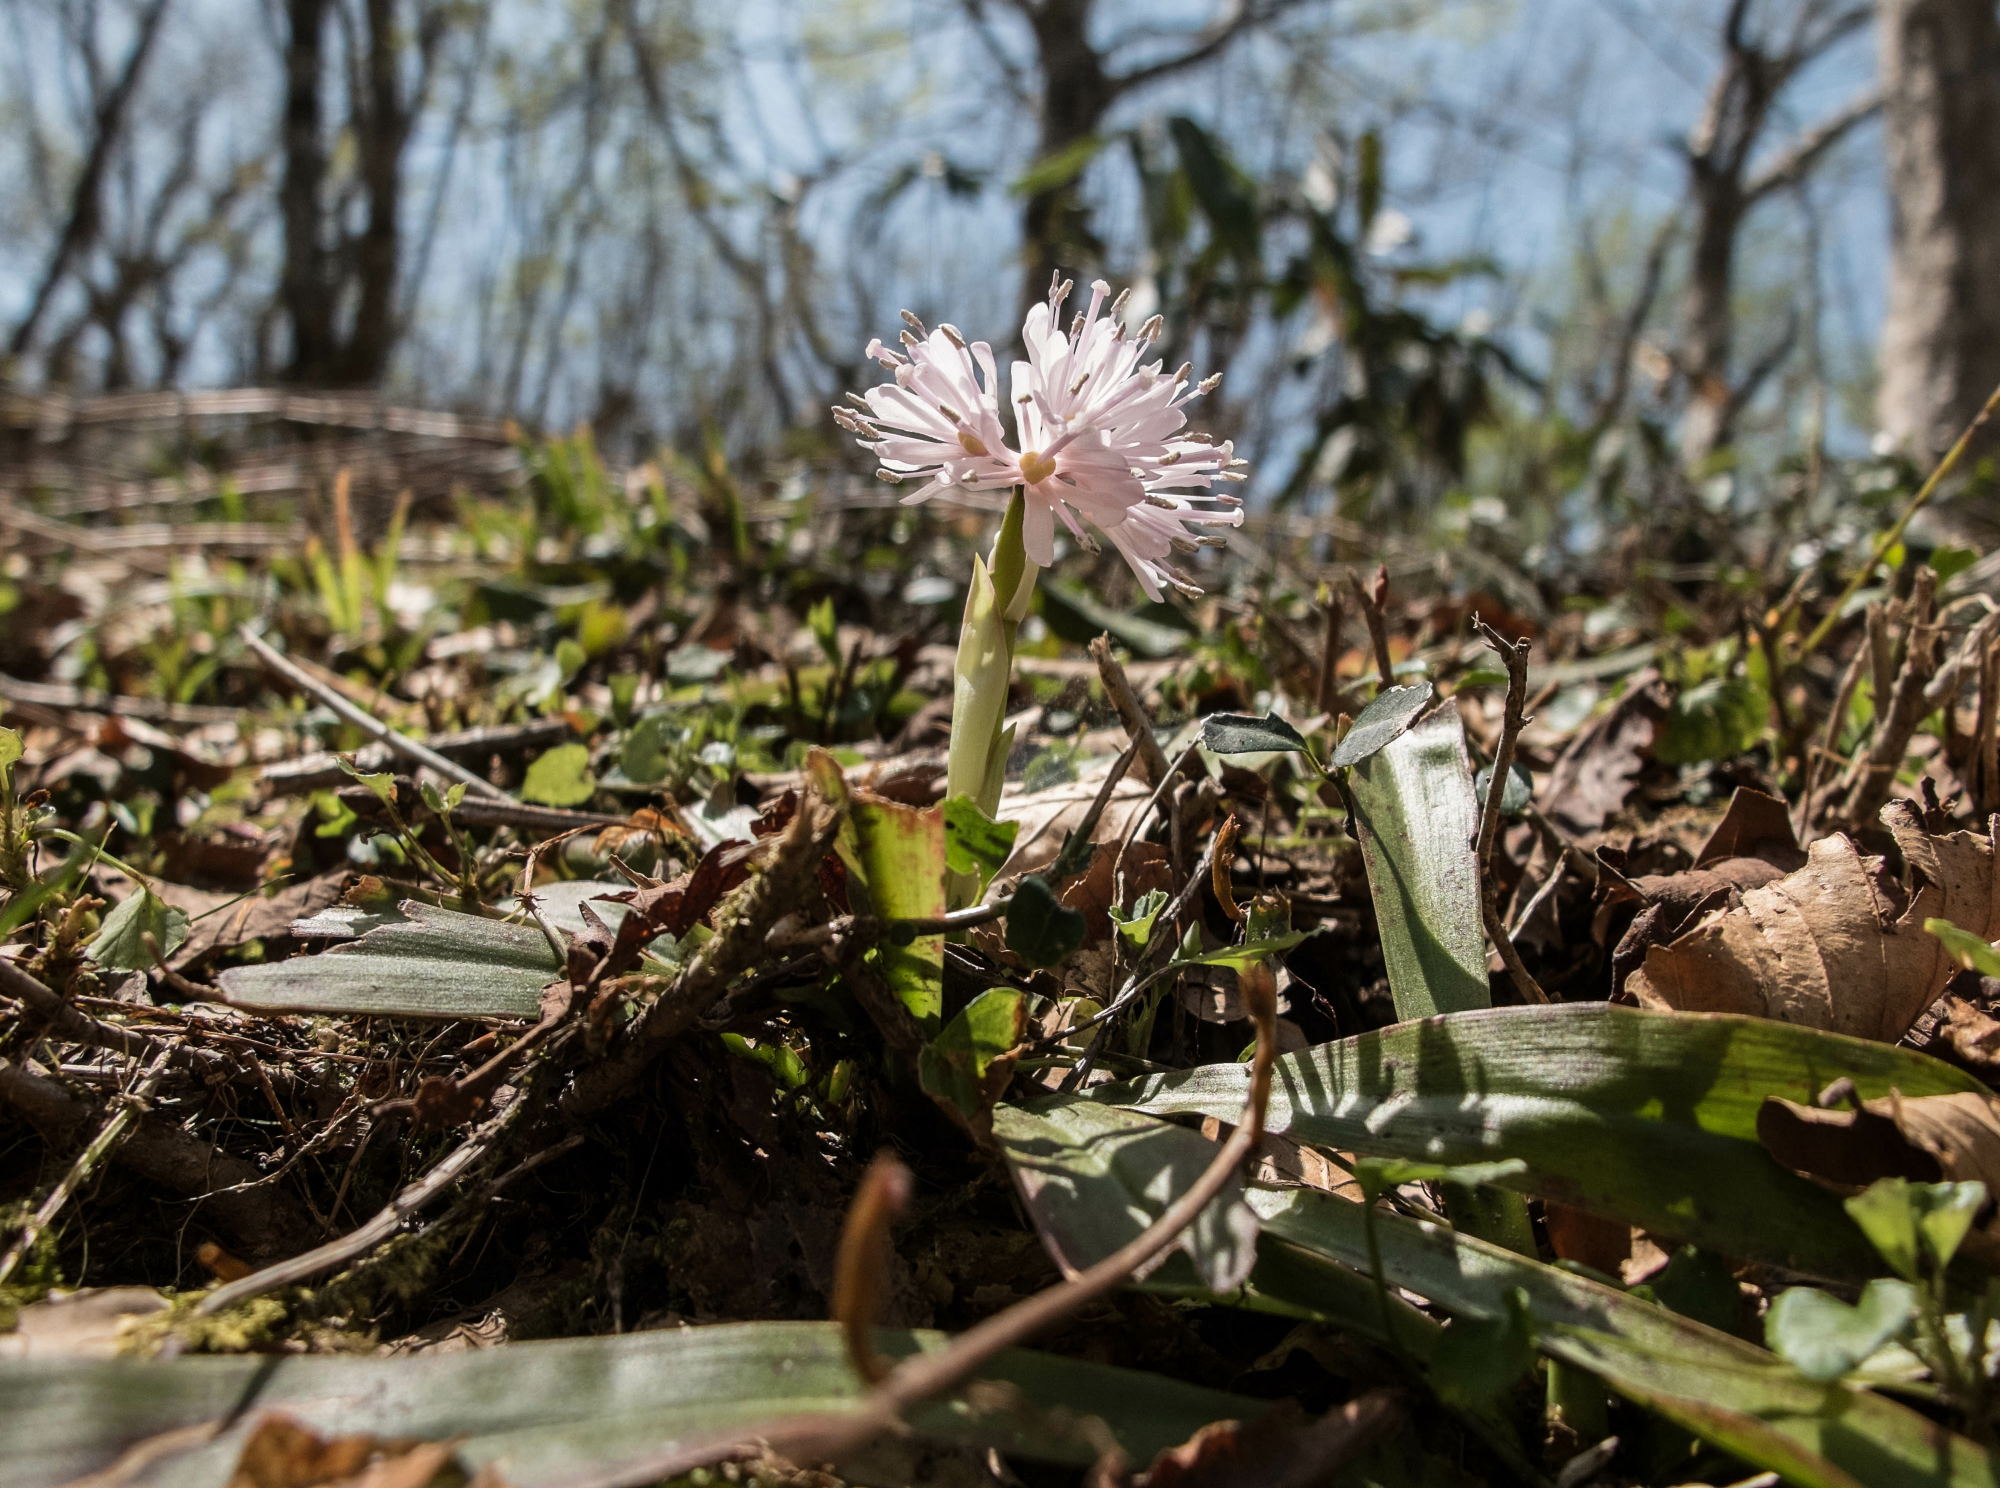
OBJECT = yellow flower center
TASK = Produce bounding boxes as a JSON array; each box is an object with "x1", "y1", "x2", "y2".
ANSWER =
[
  {"x1": 957, "y1": 430, "x2": 989, "y2": 457},
  {"x1": 1019, "y1": 449, "x2": 1057, "y2": 485}
]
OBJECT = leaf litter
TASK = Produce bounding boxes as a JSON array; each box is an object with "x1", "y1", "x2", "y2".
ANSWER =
[{"x1": 2, "y1": 410, "x2": 2000, "y2": 1487}]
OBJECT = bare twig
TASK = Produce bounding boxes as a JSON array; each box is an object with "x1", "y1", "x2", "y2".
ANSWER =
[
  {"x1": 561, "y1": 786, "x2": 846, "y2": 1117},
  {"x1": 1090, "y1": 634, "x2": 1174, "y2": 787},
  {"x1": 552, "y1": 958, "x2": 1282, "y2": 1488},
  {"x1": 238, "y1": 626, "x2": 515, "y2": 803},
  {"x1": 1472, "y1": 619, "x2": 1550, "y2": 1005},
  {"x1": 0, "y1": 1045, "x2": 172, "y2": 1286},
  {"x1": 0, "y1": 956, "x2": 227, "y2": 1077},
  {"x1": 1315, "y1": 584, "x2": 1345, "y2": 715},
  {"x1": 262, "y1": 717, "x2": 575, "y2": 793},
  {"x1": 0, "y1": 1056, "x2": 315, "y2": 1261},
  {"x1": 1347, "y1": 568, "x2": 1396, "y2": 695},
  {"x1": 190, "y1": 1088, "x2": 529, "y2": 1317}
]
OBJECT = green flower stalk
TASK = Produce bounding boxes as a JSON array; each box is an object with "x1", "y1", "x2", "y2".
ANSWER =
[{"x1": 834, "y1": 276, "x2": 1246, "y2": 907}]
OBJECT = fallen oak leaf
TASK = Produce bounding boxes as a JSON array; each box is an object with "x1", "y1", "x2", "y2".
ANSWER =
[{"x1": 1627, "y1": 804, "x2": 1999, "y2": 1042}]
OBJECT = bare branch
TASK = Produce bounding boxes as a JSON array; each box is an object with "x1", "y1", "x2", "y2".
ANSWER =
[{"x1": 1745, "y1": 87, "x2": 1882, "y2": 202}]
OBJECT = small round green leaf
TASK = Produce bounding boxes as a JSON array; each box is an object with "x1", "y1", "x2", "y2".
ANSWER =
[
  {"x1": 1765, "y1": 1279, "x2": 1917, "y2": 1382},
  {"x1": 521, "y1": 742, "x2": 598, "y2": 807}
]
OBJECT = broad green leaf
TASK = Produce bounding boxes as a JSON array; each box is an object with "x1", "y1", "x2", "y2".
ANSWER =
[
  {"x1": 336, "y1": 755, "x2": 398, "y2": 806},
  {"x1": 811, "y1": 753, "x2": 945, "y2": 1031},
  {"x1": 1766, "y1": 1280, "x2": 1918, "y2": 1382},
  {"x1": 1200, "y1": 711, "x2": 1309, "y2": 757},
  {"x1": 994, "y1": 1098, "x2": 1259, "y2": 1294},
  {"x1": 806, "y1": 594, "x2": 841, "y2": 668},
  {"x1": 1166, "y1": 115, "x2": 1260, "y2": 264},
  {"x1": 217, "y1": 901, "x2": 557, "y2": 1018},
  {"x1": 1431, "y1": 1289, "x2": 1535, "y2": 1407},
  {"x1": 1928, "y1": 918, "x2": 2000, "y2": 978},
  {"x1": 1657, "y1": 676, "x2": 1769, "y2": 766},
  {"x1": 1010, "y1": 132, "x2": 1108, "y2": 197},
  {"x1": 920, "y1": 987, "x2": 1027, "y2": 1123},
  {"x1": 87, "y1": 886, "x2": 190, "y2": 972},
  {"x1": 1346, "y1": 698, "x2": 1488, "y2": 1018},
  {"x1": 0, "y1": 1320, "x2": 1257, "y2": 1488},
  {"x1": 1173, "y1": 931, "x2": 1308, "y2": 971},
  {"x1": 1094, "y1": 1003, "x2": 1985, "y2": 1278},
  {"x1": 521, "y1": 742, "x2": 597, "y2": 806},
  {"x1": 0, "y1": 725, "x2": 21, "y2": 775},
  {"x1": 999, "y1": 1097, "x2": 2000, "y2": 1488},
  {"x1": 1359, "y1": 1158, "x2": 1529, "y2": 1195},
  {"x1": 1038, "y1": 577, "x2": 1192, "y2": 659},
  {"x1": 1916, "y1": 1182, "x2": 1990, "y2": 1271},
  {"x1": 1330, "y1": 682, "x2": 1435, "y2": 768},
  {"x1": 1005, "y1": 874, "x2": 1085, "y2": 969},
  {"x1": 942, "y1": 794, "x2": 1018, "y2": 883},
  {"x1": 620, "y1": 714, "x2": 675, "y2": 784}
]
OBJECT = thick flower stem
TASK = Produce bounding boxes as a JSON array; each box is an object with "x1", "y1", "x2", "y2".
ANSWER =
[{"x1": 945, "y1": 489, "x2": 1039, "y2": 907}]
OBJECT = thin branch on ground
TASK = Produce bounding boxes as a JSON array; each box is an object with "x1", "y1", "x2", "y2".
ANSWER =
[
  {"x1": 238, "y1": 625, "x2": 517, "y2": 803},
  {"x1": 550, "y1": 953, "x2": 1283, "y2": 1488},
  {"x1": 1347, "y1": 567, "x2": 1396, "y2": 695},
  {"x1": 190, "y1": 1087, "x2": 531, "y2": 1318},
  {"x1": 1090, "y1": 633, "x2": 1173, "y2": 787}
]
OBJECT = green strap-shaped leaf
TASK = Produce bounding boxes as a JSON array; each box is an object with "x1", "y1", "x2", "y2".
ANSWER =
[
  {"x1": 1345, "y1": 697, "x2": 1488, "y2": 1018},
  {"x1": 216, "y1": 901, "x2": 557, "y2": 1018},
  {"x1": 997, "y1": 1097, "x2": 2000, "y2": 1488},
  {"x1": 0, "y1": 1321, "x2": 1260, "y2": 1488},
  {"x1": 1092, "y1": 1002, "x2": 1986, "y2": 1279}
]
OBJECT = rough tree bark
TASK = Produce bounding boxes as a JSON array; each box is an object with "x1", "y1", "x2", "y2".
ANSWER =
[{"x1": 1875, "y1": 0, "x2": 2000, "y2": 463}]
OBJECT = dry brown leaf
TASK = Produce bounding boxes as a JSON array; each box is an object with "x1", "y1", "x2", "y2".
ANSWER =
[
  {"x1": 1542, "y1": 669, "x2": 1670, "y2": 836},
  {"x1": 226, "y1": 1414, "x2": 474, "y2": 1488},
  {"x1": 993, "y1": 768, "x2": 1154, "y2": 882},
  {"x1": 1759, "y1": 1089, "x2": 2000, "y2": 1194},
  {"x1": 1627, "y1": 804, "x2": 1999, "y2": 1041}
]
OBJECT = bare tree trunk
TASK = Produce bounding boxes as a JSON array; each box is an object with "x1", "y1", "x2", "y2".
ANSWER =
[
  {"x1": 1875, "y1": 0, "x2": 2000, "y2": 463},
  {"x1": 339, "y1": 0, "x2": 414, "y2": 385},
  {"x1": 1018, "y1": 0, "x2": 1113, "y2": 313},
  {"x1": 279, "y1": 0, "x2": 336, "y2": 383}
]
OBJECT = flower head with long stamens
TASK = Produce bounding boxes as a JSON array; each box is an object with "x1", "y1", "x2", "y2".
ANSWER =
[{"x1": 836, "y1": 277, "x2": 1245, "y2": 600}]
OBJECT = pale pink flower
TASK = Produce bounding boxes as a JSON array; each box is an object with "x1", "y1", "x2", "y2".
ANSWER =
[{"x1": 836, "y1": 278, "x2": 1245, "y2": 600}]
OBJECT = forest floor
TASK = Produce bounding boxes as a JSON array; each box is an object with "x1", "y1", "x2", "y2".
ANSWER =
[{"x1": 2, "y1": 395, "x2": 2000, "y2": 1488}]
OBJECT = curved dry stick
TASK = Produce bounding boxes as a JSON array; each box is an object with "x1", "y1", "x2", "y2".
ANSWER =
[{"x1": 553, "y1": 966, "x2": 1283, "y2": 1488}]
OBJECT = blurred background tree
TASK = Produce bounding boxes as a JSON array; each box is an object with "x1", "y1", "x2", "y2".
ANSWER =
[{"x1": 0, "y1": 0, "x2": 1991, "y2": 545}]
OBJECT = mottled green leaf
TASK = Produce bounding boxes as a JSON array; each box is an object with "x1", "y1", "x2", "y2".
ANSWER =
[
  {"x1": 1330, "y1": 682, "x2": 1435, "y2": 769},
  {"x1": 1766, "y1": 1280, "x2": 1917, "y2": 1382},
  {"x1": 1096, "y1": 1002, "x2": 1985, "y2": 1279},
  {"x1": 1346, "y1": 698, "x2": 1488, "y2": 1018},
  {"x1": 1200, "y1": 712, "x2": 1308, "y2": 757}
]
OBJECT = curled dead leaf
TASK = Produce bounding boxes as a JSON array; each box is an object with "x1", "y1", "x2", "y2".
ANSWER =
[
  {"x1": 1759, "y1": 1088, "x2": 2000, "y2": 1197},
  {"x1": 1628, "y1": 804, "x2": 1999, "y2": 1041}
]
